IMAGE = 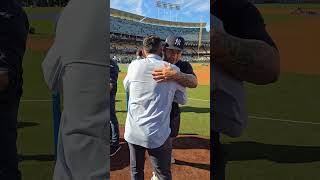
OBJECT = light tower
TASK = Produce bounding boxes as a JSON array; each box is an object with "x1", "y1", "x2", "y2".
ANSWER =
[
  {"x1": 155, "y1": 0, "x2": 182, "y2": 21},
  {"x1": 198, "y1": 16, "x2": 203, "y2": 60}
]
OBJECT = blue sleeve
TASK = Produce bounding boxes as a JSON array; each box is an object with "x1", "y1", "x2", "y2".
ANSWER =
[{"x1": 110, "y1": 60, "x2": 119, "y2": 84}]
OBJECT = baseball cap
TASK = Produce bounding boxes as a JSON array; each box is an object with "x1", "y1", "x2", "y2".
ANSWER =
[{"x1": 164, "y1": 35, "x2": 185, "y2": 51}]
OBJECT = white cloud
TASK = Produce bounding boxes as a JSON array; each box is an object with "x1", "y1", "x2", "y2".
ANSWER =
[
  {"x1": 111, "y1": 0, "x2": 144, "y2": 15},
  {"x1": 181, "y1": 10, "x2": 193, "y2": 17},
  {"x1": 136, "y1": 0, "x2": 143, "y2": 15},
  {"x1": 196, "y1": 3, "x2": 210, "y2": 12},
  {"x1": 181, "y1": 0, "x2": 210, "y2": 13},
  {"x1": 111, "y1": 0, "x2": 210, "y2": 29}
]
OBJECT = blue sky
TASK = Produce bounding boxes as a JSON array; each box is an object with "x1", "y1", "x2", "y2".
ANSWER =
[{"x1": 110, "y1": 0, "x2": 210, "y2": 31}]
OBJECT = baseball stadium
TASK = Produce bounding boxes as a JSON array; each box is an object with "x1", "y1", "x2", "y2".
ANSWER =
[
  {"x1": 13, "y1": 0, "x2": 320, "y2": 180},
  {"x1": 18, "y1": 0, "x2": 211, "y2": 179},
  {"x1": 109, "y1": 5, "x2": 211, "y2": 179}
]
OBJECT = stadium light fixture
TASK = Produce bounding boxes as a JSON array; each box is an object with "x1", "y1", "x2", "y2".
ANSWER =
[{"x1": 155, "y1": 0, "x2": 181, "y2": 21}]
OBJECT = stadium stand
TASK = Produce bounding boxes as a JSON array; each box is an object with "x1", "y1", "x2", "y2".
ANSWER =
[{"x1": 110, "y1": 8, "x2": 210, "y2": 63}]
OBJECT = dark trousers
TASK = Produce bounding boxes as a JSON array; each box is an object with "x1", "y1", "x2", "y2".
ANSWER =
[
  {"x1": 0, "y1": 92, "x2": 21, "y2": 180},
  {"x1": 169, "y1": 103, "x2": 180, "y2": 138},
  {"x1": 128, "y1": 138, "x2": 172, "y2": 180},
  {"x1": 212, "y1": 131, "x2": 226, "y2": 180},
  {"x1": 110, "y1": 86, "x2": 119, "y2": 146}
]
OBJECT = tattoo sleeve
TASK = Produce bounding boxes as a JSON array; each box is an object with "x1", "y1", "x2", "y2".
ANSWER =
[
  {"x1": 175, "y1": 72, "x2": 198, "y2": 88},
  {"x1": 212, "y1": 31, "x2": 280, "y2": 85}
]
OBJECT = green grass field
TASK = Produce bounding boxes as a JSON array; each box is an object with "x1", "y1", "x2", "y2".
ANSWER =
[
  {"x1": 18, "y1": 10, "x2": 61, "y2": 178},
  {"x1": 24, "y1": 7, "x2": 62, "y2": 14},
  {"x1": 29, "y1": 20, "x2": 55, "y2": 39},
  {"x1": 18, "y1": 49, "x2": 54, "y2": 179},
  {"x1": 116, "y1": 71, "x2": 210, "y2": 137},
  {"x1": 222, "y1": 73, "x2": 320, "y2": 179},
  {"x1": 220, "y1": 4, "x2": 320, "y2": 180}
]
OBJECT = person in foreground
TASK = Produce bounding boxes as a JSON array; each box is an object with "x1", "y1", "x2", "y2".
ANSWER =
[
  {"x1": 211, "y1": 0, "x2": 280, "y2": 179},
  {"x1": 124, "y1": 35, "x2": 187, "y2": 180},
  {"x1": 0, "y1": 0, "x2": 29, "y2": 179},
  {"x1": 42, "y1": 0, "x2": 110, "y2": 179}
]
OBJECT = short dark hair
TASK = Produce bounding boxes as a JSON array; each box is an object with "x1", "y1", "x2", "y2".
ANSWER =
[
  {"x1": 143, "y1": 35, "x2": 161, "y2": 54},
  {"x1": 136, "y1": 49, "x2": 144, "y2": 57}
]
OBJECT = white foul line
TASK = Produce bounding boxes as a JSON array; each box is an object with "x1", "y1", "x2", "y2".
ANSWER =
[
  {"x1": 188, "y1": 98, "x2": 209, "y2": 102},
  {"x1": 20, "y1": 97, "x2": 320, "y2": 125},
  {"x1": 117, "y1": 93, "x2": 209, "y2": 102},
  {"x1": 20, "y1": 97, "x2": 210, "y2": 103},
  {"x1": 21, "y1": 99, "x2": 52, "y2": 102},
  {"x1": 249, "y1": 115, "x2": 320, "y2": 125}
]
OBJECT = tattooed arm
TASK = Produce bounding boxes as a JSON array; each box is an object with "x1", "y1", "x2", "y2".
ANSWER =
[
  {"x1": 152, "y1": 64, "x2": 198, "y2": 88},
  {"x1": 212, "y1": 31, "x2": 280, "y2": 85},
  {"x1": 171, "y1": 71, "x2": 198, "y2": 88}
]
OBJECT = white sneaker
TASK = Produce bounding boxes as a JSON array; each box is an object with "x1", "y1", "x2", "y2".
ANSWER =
[
  {"x1": 151, "y1": 172, "x2": 159, "y2": 180},
  {"x1": 171, "y1": 156, "x2": 175, "y2": 164}
]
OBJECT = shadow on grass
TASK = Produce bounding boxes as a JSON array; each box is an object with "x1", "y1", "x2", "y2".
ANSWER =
[
  {"x1": 116, "y1": 110, "x2": 127, "y2": 113},
  {"x1": 18, "y1": 121, "x2": 39, "y2": 129},
  {"x1": 27, "y1": 13, "x2": 59, "y2": 21},
  {"x1": 173, "y1": 136, "x2": 210, "y2": 171},
  {"x1": 179, "y1": 133, "x2": 199, "y2": 136},
  {"x1": 173, "y1": 136, "x2": 210, "y2": 150},
  {"x1": 224, "y1": 141, "x2": 320, "y2": 163},
  {"x1": 19, "y1": 154, "x2": 55, "y2": 162},
  {"x1": 181, "y1": 106, "x2": 210, "y2": 113},
  {"x1": 111, "y1": 140, "x2": 129, "y2": 171},
  {"x1": 111, "y1": 136, "x2": 210, "y2": 171}
]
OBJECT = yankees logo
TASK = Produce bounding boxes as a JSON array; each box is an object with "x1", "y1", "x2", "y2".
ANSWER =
[{"x1": 175, "y1": 38, "x2": 181, "y2": 46}]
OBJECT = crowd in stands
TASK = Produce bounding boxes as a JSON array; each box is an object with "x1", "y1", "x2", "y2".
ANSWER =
[
  {"x1": 111, "y1": 39, "x2": 209, "y2": 56},
  {"x1": 111, "y1": 48, "x2": 209, "y2": 64},
  {"x1": 110, "y1": 15, "x2": 210, "y2": 64},
  {"x1": 110, "y1": 16, "x2": 210, "y2": 42},
  {"x1": 111, "y1": 53, "x2": 209, "y2": 64}
]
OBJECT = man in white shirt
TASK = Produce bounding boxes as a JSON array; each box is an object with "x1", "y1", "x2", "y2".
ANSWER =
[{"x1": 124, "y1": 35, "x2": 187, "y2": 180}]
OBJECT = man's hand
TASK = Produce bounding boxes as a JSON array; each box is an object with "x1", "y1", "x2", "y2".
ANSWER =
[
  {"x1": 152, "y1": 64, "x2": 198, "y2": 88},
  {"x1": 152, "y1": 64, "x2": 179, "y2": 83}
]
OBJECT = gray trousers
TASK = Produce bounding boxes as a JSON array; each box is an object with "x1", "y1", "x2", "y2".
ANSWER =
[
  {"x1": 128, "y1": 138, "x2": 172, "y2": 180},
  {"x1": 53, "y1": 63, "x2": 109, "y2": 180}
]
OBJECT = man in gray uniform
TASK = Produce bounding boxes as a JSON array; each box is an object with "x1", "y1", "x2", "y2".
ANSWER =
[{"x1": 42, "y1": 0, "x2": 110, "y2": 179}]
